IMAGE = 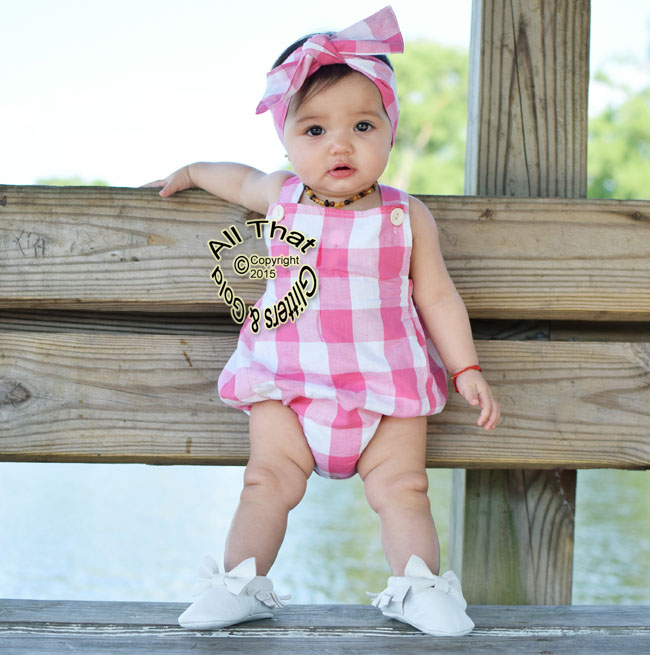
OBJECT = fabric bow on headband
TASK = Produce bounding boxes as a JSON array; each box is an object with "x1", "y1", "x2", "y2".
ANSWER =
[{"x1": 256, "y1": 5, "x2": 404, "y2": 144}]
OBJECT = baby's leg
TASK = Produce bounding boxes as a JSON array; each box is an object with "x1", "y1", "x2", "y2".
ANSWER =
[
  {"x1": 357, "y1": 415, "x2": 439, "y2": 576},
  {"x1": 224, "y1": 400, "x2": 315, "y2": 575}
]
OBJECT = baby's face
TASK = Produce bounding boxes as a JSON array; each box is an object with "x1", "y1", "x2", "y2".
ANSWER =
[{"x1": 283, "y1": 72, "x2": 392, "y2": 204}]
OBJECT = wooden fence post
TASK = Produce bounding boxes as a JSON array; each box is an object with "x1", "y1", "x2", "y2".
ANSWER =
[{"x1": 449, "y1": 0, "x2": 590, "y2": 604}]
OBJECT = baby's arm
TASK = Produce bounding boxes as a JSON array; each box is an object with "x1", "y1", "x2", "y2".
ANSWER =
[
  {"x1": 409, "y1": 196, "x2": 500, "y2": 430},
  {"x1": 143, "y1": 163, "x2": 292, "y2": 215}
]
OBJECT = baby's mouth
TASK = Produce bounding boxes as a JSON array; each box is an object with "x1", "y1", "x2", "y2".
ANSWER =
[{"x1": 329, "y1": 165, "x2": 355, "y2": 177}]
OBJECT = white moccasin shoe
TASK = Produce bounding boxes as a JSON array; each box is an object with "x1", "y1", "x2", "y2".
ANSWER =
[
  {"x1": 178, "y1": 556, "x2": 288, "y2": 630},
  {"x1": 368, "y1": 555, "x2": 474, "y2": 637}
]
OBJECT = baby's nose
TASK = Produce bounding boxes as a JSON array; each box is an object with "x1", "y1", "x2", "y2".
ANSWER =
[{"x1": 328, "y1": 134, "x2": 352, "y2": 154}]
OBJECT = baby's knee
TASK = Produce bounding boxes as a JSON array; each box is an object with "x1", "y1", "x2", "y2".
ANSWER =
[
  {"x1": 364, "y1": 468, "x2": 429, "y2": 514},
  {"x1": 242, "y1": 461, "x2": 308, "y2": 511}
]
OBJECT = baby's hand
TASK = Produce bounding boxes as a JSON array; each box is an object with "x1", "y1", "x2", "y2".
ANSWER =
[
  {"x1": 454, "y1": 369, "x2": 500, "y2": 431},
  {"x1": 141, "y1": 165, "x2": 193, "y2": 197}
]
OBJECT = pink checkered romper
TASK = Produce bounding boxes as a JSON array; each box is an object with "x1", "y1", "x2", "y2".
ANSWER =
[{"x1": 218, "y1": 175, "x2": 448, "y2": 479}]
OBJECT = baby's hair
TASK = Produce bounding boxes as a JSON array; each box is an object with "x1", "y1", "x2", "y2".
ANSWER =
[{"x1": 273, "y1": 32, "x2": 394, "y2": 115}]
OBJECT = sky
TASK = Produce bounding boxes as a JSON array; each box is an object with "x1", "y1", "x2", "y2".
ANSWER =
[{"x1": 1, "y1": 0, "x2": 649, "y2": 187}]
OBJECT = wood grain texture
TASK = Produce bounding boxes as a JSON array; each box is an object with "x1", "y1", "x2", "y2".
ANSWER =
[
  {"x1": 1, "y1": 600, "x2": 649, "y2": 655},
  {"x1": 1, "y1": 334, "x2": 648, "y2": 468},
  {"x1": 451, "y1": 469, "x2": 576, "y2": 604},
  {"x1": 3, "y1": 630, "x2": 648, "y2": 655},
  {"x1": 465, "y1": 0, "x2": 590, "y2": 197},
  {"x1": 3, "y1": 599, "x2": 649, "y2": 628},
  {"x1": 458, "y1": 0, "x2": 592, "y2": 606},
  {"x1": 1, "y1": 186, "x2": 649, "y2": 320}
]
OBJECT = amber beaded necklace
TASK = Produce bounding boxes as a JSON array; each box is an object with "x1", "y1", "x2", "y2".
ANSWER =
[{"x1": 303, "y1": 182, "x2": 378, "y2": 209}]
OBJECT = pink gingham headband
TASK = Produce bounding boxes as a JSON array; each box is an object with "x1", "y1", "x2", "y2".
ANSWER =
[{"x1": 256, "y1": 6, "x2": 404, "y2": 144}]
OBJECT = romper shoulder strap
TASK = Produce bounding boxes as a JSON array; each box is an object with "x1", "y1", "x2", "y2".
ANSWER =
[
  {"x1": 277, "y1": 175, "x2": 303, "y2": 203},
  {"x1": 379, "y1": 183, "x2": 409, "y2": 208}
]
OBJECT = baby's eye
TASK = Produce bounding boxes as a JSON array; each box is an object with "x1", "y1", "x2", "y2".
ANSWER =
[
  {"x1": 306, "y1": 125, "x2": 324, "y2": 136},
  {"x1": 355, "y1": 121, "x2": 373, "y2": 132}
]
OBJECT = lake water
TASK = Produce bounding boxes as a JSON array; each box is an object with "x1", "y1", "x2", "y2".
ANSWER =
[{"x1": 0, "y1": 463, "x2": 648, "y2": 605}]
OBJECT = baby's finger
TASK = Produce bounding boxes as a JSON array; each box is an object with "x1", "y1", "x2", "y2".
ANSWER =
[
  {"x1": 484, "y1": 400, "x2": 500, "y2": 430},
  {"x1": 477, "y1": 404, "x2": 490, "y2": 428},
  {"x1": 483, "y1": 397, "x2": 501, "y2": 430},
  {"x1": 140, "y1": 180, "x2": 166, "y2": 188},
  {"x1": 476, "y1": 389, "x2": 494, "y2": 429},
  {"x1": 462, "y1": 385, "x2": 480, "y2": 408},
  {"x1": 158, "y1": 183, "x2": 176, "y2": 197}
]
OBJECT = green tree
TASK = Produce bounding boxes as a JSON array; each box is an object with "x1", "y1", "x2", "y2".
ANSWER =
[
  {"x1": 384, "y1": 42, "x2": 650, "y2": 201},
  {"x1": 587, "y1": 71, "x2": 650, "y2": 200},
  {"x1": 382, "y1": 41, "x2": 469, "y2": 195},
  {"x1": 35, "y1": 176, "x2": 109, "y2": 186}
]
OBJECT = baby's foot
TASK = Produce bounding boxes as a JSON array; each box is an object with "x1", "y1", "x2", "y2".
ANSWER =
[
  {"x1": 178, "y1": 556, "x2": 287, "y2": 630},
  {"x1": 368, "y1": 555, "x2": 474, "y2": 637}
]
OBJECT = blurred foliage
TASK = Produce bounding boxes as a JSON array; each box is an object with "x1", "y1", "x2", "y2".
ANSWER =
[
  {"x1": 587, "y1": 69, "x2": 650, "y2": 199},
  {"x1": 382, "y1": 41, "x2": 468, "y2": 195},
  {"x1": 35, "y1": 176, "x2": 109, "y2": 186},
  {"x1": 383, "y1": 41, "x2": 650, "y2": 200}
]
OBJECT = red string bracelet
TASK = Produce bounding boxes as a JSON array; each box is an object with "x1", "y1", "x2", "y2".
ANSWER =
[{"x1": 451, "y1": 365, "x2": 482, "y2": 393}]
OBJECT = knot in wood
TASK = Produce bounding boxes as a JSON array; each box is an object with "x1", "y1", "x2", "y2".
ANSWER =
[
  {"x1": 479, "y1": 208, "x2": 495, "y2": 221},
  {"x1": 1, "y1": 380, "x2": 32, "y2": 407}
]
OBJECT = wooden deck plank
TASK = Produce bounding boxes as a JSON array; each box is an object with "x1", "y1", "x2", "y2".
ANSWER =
[
  {"x1": 4, "y1": 634, "x2": 650, "y2": 655},
  {"x1": 1, "y1": 601, "x2": 649, "y2": 655},
  {"x1": 1, "y1": 185, "x2": 649, "y2": 320},
  {"x1": 2, "y1": 599, "x2": 650, "y2": 628},
  {"x1": 2, "y1": 335, "x2": 649, "y2": 469}
]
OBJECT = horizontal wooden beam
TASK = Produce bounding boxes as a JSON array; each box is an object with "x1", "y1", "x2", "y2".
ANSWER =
[
  {"x1": 2, "y1": 600, "x2": 649, "y2": 654},
  {"x1": 4, "y1": 598, "x2": 650, "y2": 629},
  {"x1": 2, "y1": 598, "x2": 649, "y2": 633},
  {"x1": 2, "y1": 333, "x2": 648, "y2": 469},
  {"x1": 1, "y1": 185, "x2": 649, "y2": 320}
]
